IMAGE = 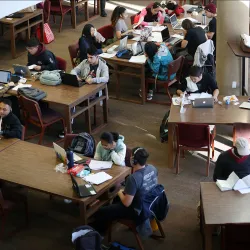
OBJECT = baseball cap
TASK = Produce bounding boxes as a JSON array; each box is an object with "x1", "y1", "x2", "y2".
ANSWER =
[
  {"x1": 235, "y1": 137, "x2": 250, "y2": 156},
  {"x1": 26, "y1": 37, "x2": 40, "y2": 48},
  {"x1": 204, "y1": 3, "x2": 216, "y2": 14}
]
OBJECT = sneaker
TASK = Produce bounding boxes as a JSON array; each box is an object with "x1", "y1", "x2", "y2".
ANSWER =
[
  {"x1": 58, "y1": 130, "x2": 74, "y2": 139},
  {"x1": 64, "y1": 199, "x2": 72, "y2": 204},
  {"x1": 138, "y1": 89, "x2": 142, "y2": 98},
  {"x1": 147, "y1": 90, "x2": 153, "y2": 101},
  {"x1": 100, "y1": 11, "x2": 107, "y2": 17}
]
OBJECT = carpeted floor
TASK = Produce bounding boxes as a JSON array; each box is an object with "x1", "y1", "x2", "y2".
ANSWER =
[{"x1": 0, "y1": 1, "x2": 233, "y2": 249}]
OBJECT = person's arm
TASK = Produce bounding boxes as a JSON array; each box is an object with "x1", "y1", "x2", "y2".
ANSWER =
[
  {"x1": 2, "y1": 117, "x2": 22, "y2": 139},
  {"x1": 40, "y1": 52, "x2": 57, "y2": 71},
  {"x1": 92, "y1": 61, "x2": 109, "y2": 84},
  {"x1": 70, "y1": 61, "x2": 84, "y2": 79},
  {"x1": 176, "y1": 79, "x2": 187, "y2": 96},
  {"x1": 94, "y1": 142, "x2": 102, "y2": 160},
  {"x1": 148, "y1": 56, "x2": 160, "y2": 75},
  {"x1": 207, "y1": 74, "x2": 219, "y2": 102},
  {"x1": 181, "y1": 30, "x2": 189, "y2": 48},
  {"x1": 213, "y1": 89, "x2": 219, "y2": 102},
  {"x1": 110, "y1": 144, "x2": 126, "y2": 166},
  {"x1": 207, "y1": 19, "x2": 216, "y2": 40}
]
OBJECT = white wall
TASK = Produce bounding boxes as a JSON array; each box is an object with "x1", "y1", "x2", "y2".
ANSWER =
[{"x1": 0, "y1": 1, "x2": 43, "y2": 19}]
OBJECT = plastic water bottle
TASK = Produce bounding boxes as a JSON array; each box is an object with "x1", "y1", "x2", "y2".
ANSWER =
[
  {"x1": 202, "y1": 14, "x2": 206, "y2": 25},
  {"x1": 66, "y1": 150, "x2": 74, "y2": 169}
]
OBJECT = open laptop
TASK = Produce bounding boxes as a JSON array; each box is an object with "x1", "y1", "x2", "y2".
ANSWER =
[
  {"x1": 161, "y1": 27, "x2": 182, "y2": 45},
  {"x1": 13, "y1": 64, "x2": 40, "y2": 79},
  {"x1": 187, "y1": 6, "x2": 203, "y2": 14},
  {"x1": 60, "y1": 73, "x2": 86, "y2": 87},
  {"x1": 131, "y1": 41, "x2": 144, "y2": 56},
  {"x1": 114, "y1": 36, "x2": 128, "y2": 51},
  {"x1": 170, "y1": 14, "x2": 183, "y2": 30},
  {"x1": 192, "y1": 98, "x2": 214, "y2": 108},
  {"x1": 0, "y1": 70, "x2": 11, "y2": 84}
]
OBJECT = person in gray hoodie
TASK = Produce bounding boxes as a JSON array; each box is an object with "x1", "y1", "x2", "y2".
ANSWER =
[
  {"x1": 70, "y1": 44, "x2": 109, "y2": 84},
  {"x1": 94, "y1": 132, "x2": 126, "y2": 166}
]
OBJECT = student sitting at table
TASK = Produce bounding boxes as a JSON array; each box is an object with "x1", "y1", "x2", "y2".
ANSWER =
[
  {"x1": 27, "y1": 37, "x2": 57, "y2": 71},
  {"x1": 213, "y1": 137, "x2": 250, "y2": 181},
  {"x1": 94, "y1": 132, "x2": 126, "y2": 166},
  {"x1": 91, "y1": 147, "x2": 158, "y2": 233},
  {"x1": 133, "y1": 2, "x2": 165, "y2": 29},
  {"x1": 0, "y1": 98, "x2": 22, "y2": 139},
  {"x1": 141, "y1": 42, "x2": 175, "y2": 101},
  {"x1": 111, "y1": 6, "x2": 133, "y2": 40},
  {"x1": 176, "y1": 66, "x2": 219, "y2": 102},
  {"x1": 78, "y1": 24, "x2": 105, "y2": 62},
  {"x1": 71, "y1": 45, "x2": 109, "y2": 84}
]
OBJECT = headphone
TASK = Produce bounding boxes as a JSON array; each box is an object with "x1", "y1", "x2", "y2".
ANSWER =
[{"x1": 131, "y1": 147, "x2": 144, "y2": 165}]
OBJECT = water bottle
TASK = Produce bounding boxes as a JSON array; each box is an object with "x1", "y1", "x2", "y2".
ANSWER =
[
  {"x1": 66, "y1": 150, "x2": 74, "y2": 169},
  {"x1": 202, "y1": 14, "x2": 206, "y2": 25}
]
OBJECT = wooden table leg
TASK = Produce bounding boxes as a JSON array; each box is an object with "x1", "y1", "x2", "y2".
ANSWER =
[
  {"x1": 65, "y1": 106, "x2": 72, "y2": 133},
  {"x1": 71, "y1": 0, "x2": 77, "y2": 29},
  {"x1": 103, "y1": 86, "x2": 108, "y2": 124},
  {"x1": 85, "y1": 108, "x2": 92, "y2": 133},
  {"x1": 114, "y1": 65, "x2": 120, "y2": 99},
  {"x1": 204, "y1": 224, "x2": 213, "y2": 250},
  {"x1": 168, "y1": 123, "x2": 175, "y2": 169},
  {"x1": 79, "y1": 203, "x2": 88, "y2": 225},
  {"x1": 140, "y1": 64, "x2": 145, "y2": 105},
  {"x1": 10, "y1": 24, "x2": 16, "y2": 59},
  {"x1": 84, "y1": 1, "x2": 89, "y2": 21}
]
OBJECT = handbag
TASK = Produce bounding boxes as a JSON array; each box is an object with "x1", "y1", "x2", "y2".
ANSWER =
[
  {"x1": 36, "y1": 23, "x2": 54, "y2": 44},
  {"x1": 40, "y1": 70, "x2": 62, "y2": 86},
  {"x1": 18, "y1": 87, "x2": 47, "y2": 101}
]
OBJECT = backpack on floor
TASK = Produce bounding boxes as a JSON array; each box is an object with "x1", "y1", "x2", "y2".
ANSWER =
[
  {"x1": 108, "y1": 242, "x2": 136, "y2": 250},
  {"x1": 160, "y1": 110, "x2": 170, "y2": 143},
  {"x1": 72, "y1": 225, "x2": 102, "y2": 250},
  {"x1": 70, "y1": 132, "x2": 95, "y2": 157}
]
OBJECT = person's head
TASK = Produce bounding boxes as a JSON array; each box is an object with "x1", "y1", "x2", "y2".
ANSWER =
[
  {"x1": 26, "y1": 37, "x2": 40, "y2": 55},
  {"x1": 189, "y1": 66, "x2": 203, "y2": 83},
  {"x1": 82, "y1": 24, "x2": 95, "y2": 37},
  {"x1": 86, "y1": 45, "x2": 99, "y2": 65},
  {"x1": 181, "y1": 19, "x2": 195, "y2": 31},
  {"x1": 235, "y1": 137, "x2": 250, "y2": 157},
  {"x1": 166, "y1": 0, "x2": 177, "y2": 11},
  {"x1": 0, "y1": 98, "x2": 12, "y2": 118},
  {"x1": 204, "y1": 3, "x2": 216, "y2": 18},
  {"x1": 100, "y1": 132, "x2": 119, "y2": 150},
  {"x1": 144, "y1": 42, "x2": 158, "y2": 62},
  {"x1": 111, "y1": 6, "x2": 127, "y2": 26},
  {"x1": 130, "y1": 147, "x2": 149, "y2": 167},
  {"x1": 151, "y1": 2, "x2": 162, "y2": 15}
]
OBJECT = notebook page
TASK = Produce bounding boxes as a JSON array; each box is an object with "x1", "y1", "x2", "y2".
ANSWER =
[
  {"x1": 242, "y1": 174, "x2": 250, "y2": 187},
  {"x1": 233, "y1": 179, "x2": 248, "y2": 191}
]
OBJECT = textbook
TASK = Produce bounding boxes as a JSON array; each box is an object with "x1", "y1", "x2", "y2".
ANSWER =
[{"x1": 216, "y1": 172, "x2": 250, "y2": 194}]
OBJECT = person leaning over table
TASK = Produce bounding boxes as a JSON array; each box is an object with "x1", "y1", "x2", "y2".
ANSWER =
[
  {"x1": 94, "y1": 132, "x2": 126, "y2": 166},
  {"x1": 176, "y1": 65, "x2": 219, "y2": 102},
  {"x1": 26, "y1": 37, "x2": 57, "y2": 71},
  {"x1": 133, "y1": 2, "x2": 166, "y2": 29},
  {"x1": 71, "y1": 45, "x2": 109, "y2": 85},
  {"x1": 0, "y1": 98, "x2": 22, "y2": 139},
  {"x1": 213, "y1": 137, "x2": 250, "y2": 181}
]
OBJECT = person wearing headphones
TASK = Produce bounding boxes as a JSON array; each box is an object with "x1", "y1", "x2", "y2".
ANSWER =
[
  {"x1": 91, "y1": 147, "x2": 158, "y2": 233},
  {"x1": 0, "y1": 98, "x2": 22, "y2": 139}
]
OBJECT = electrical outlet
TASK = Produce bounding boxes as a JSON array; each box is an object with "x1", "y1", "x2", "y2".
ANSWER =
[{"x1": 232, "y1": 81, "x2": 237, "y2": 89}]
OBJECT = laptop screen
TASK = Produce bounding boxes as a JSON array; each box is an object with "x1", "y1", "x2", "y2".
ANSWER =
[
  {"x1": 161, "y1": 28, "x2": 170, "y2": 41},
  {"x1": 170, "y1": 14, "x2": 178, "y2": 26},
  {"x1": 0, "y1": 70, "x2": 11, "y2": 83}
]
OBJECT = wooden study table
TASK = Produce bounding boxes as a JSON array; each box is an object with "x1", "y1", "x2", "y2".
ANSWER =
[
  {"x1": 0, "y1": 140, "x2": 131, "y2": 224},
  {"x1": 0, "y1": 9, "x2": 44, "y2": 59},
  {"x1": 8, "y1": 81, "x2": 108, "y2": 134},
  {"x1": 0, "y1": 138, "x2": 19, "y2": 152},
  {"x1": 167, "y1": 96, "x2": 250, "y2": 168},
  {"x1": 200, "y1": 182, "x2": 250, "y2": 250}
]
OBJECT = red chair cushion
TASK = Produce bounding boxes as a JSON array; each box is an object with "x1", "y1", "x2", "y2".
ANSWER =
[{"x1": 30, "y1": 108, "x2": 63, "y2": 124}]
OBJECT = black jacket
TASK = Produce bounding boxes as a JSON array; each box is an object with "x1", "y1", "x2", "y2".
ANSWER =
[
  {"x1": 27, "y1": 44, "x2": 57, "y2": 71},
  {"x1": 1, "y1": 112, "x2": 22, "y2": 139}
]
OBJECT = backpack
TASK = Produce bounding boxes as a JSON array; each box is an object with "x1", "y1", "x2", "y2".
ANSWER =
[
  {"x1": 160, "y1": 110, "x2": 170, "y2": 143},
  {"x1": 72, "y1": 225, "x2": 102, "y2": 250},
  {"x1": 70, "y1": 132, "x2": 95, "y2": 157},
  {"x1": 108, "y1": 242, "x2": 135, "y2": 250},
  {"x1": 18, "y1": 87, "x2": 47, "y2": 101},
  {"x1": 40, "y1": 70, "x2": 62, "y2": 86}
]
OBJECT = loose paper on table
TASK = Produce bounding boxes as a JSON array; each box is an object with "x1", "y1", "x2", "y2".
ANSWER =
[
  {"x1": 129, "y1": 55, "x2": 146, "y2": 64},
  {"x1": 84, "y1": 172, "x2": 112, "y2": 185},
  {"x1": 99, "y1": 53, "x2": 116, "y2": 59}
]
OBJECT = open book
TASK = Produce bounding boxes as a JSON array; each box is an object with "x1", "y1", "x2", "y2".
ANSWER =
[{"x1": 216, "y1": 172, "x2": 250, "y2": 194}]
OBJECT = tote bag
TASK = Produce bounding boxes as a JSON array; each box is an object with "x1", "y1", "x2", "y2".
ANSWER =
[{"x1": 36, "y1": 23, "x2": 55, "y2": 44}]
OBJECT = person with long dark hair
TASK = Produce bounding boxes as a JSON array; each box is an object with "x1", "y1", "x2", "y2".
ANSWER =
[
  {"x1": 78, "y1": 24, "x2": 105, "y2": 62},
  {"x1": 94, "y1": 132, "x2": 126, "y2": 166}
]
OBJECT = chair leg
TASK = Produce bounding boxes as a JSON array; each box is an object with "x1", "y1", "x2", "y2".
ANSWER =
[
  {"x1": 181, "y1": 149, "x2": 185, "y2": 158},
  {"x1": 165, "y1": 84, "x2": 172, "y2": 102},
  {"x1": 211, "y1": 139, "x2": 215, "y2": 160},
  {"x1": 53, "y1": 15, "x2": 56, "y2": 23},
  {"x1": 206, "y1": 149, "x2": 210, "y2": 177},
  {"x1": 38, "y1": 127, "x2": 45, "y2": 145},
  {"x1": 93, "y1": 105, "x2": 97, "y2": 126},
  {"x1": 176, "y1": 146, "x2": 180, "y2": 174},
  {"x1": 132, "y1": 228, "x2": 144, "y2": 250},
  {"x1": 61, "y1": 118, "x2": 67, "y2": 136},
  {"x1": 107, "y1": 222, "x2": 112, "y2": 243},
  {"x1": 59, "y1": 15, "x2": 64, "y2": 32}
]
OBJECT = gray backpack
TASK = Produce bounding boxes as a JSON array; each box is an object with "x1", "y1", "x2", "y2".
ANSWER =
[{"x1": 40, "y1": 70, "x2": 62, "y2": 86}]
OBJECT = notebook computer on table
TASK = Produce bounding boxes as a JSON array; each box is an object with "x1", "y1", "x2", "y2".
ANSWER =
[
  {"x1": 114, "y1": 36, "x2": 128, "y2": 51},
  {"x1": 161, "y1": 27, "x2": 182, "y2": 45},
  {"x1": 0, "y1": 70, "x2": 11, "y2": 84},
  {"x1": 60, "y1": 73, "x2": 86, "y2": 87},
  {"x1": 170, "y1": 14, "x2": 183, "y2": 30},
  {"x1": 192, "y1": 98, "x2": 214, "y2": 108},
  {"x1": 187, "y1": 6, "x2": 203, "y2": 14}
]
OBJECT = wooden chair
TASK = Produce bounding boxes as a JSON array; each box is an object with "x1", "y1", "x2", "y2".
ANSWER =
[
  {"x1": 47, "y1": 0, "x2": 72, "y2": 32},
  {"x1": 175, "y1": 123, "x2": 216, "y2": 176},
  {"x1": 68, "y1": 42, "x2": 79, "y2": 68},
  {"x1": 18, "y1": 95, "x2": 66, "y2": 145},
  {"x1": 130, "y1": 14, "x2": 136, "y2": 25},
  {"x1": 56, "y1": 56, "x2": 67, "y2": 71},
  {"x1": 21, "y1": 125, "x2": 25, "y2": 141},
  {"x1": 0, "y1": 188, "x2": 29, "y2": 239},
  {"x1": 97, "y1": 25, "x2": 114, "y2": 41},
  {"x1": 233, "y1": 123, "x2": 250, "y2": 146},
  {"x1": 145, "y1": 56, "x2": 185, "y2": 105}
]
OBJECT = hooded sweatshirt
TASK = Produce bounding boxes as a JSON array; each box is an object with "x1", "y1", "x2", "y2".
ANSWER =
[
  {"x1": 0, "y1": 112, "x2": 22, "y2": 139},
  {"x1": 27, "y1": 44, "x2": 58, "y2": 71},
  {"x1": 94, "y1": 135, "x2": 126, "y2": 166}
]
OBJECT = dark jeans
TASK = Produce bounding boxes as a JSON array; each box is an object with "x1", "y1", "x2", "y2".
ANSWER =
[{"x1": 145, "y1": 62, "x2": 154, "y2": 91}]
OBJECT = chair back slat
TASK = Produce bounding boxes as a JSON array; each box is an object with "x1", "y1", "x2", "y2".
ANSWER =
[
  {"x1": 56, "y1": 56, "x2": 67, "y2": 71},
  {"x1": 68, "y1": 42, "x2": 79, "y2": 68},
  {"x1": 97, "y1": 25, "x2": 114, "y2": 41}
]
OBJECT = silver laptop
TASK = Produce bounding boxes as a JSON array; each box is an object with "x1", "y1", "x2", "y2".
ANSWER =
[
  {"x1": 114, "y1": 36, "x2": 128, "y2": 51},
  {"x1": 131, "y1": 41, "x2": 144, "y2": 56},
  {"x1": 170, "y1": 14, "x2": 183, "y2": 30},
  {"x1": 192, "y1": 98, "x2": 214, "y2": 108},
  {"x1": 0, "y1": 70, "x2": 11, "y2": 84}
]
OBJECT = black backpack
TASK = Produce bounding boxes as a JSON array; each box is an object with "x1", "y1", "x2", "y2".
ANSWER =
[
  {"x1": 160, "y1": 111, "x2": 170, "y2": 143},
  {"x1": 18, "y1": 87, "x2": 47, "y2": 101},
  {"x1": 72, "y1": 225, "x2": 102, "y2": 250},
  {"x1": 70, "y1": 132, "x2": 95, "y2": 157}
]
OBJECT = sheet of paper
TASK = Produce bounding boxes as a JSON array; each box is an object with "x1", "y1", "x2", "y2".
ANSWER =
[
  {"x1": 145, "y1": 25, "x2": 165, "y2": 32},
  {"x1": 188, "y1": 93, "x2": 201, "y2": 100},
  {"x1": 172, "y1": 34, "x2": 184, "y2": 40},
  {"x1": 172, "y1": 97, "x2": 191, "y2": 106},
  {"x1": 89, "y1": 160, "x2": 112, "y2": 170},
  {"x1": 239, "y1": 102, "x2": 250, "y2": 110},
  {"x1": 84, "y1": 172, "x2": 112, "y2": 185},
  {"x1": 28, "y1": 64, "x2": 37, "y2": 70},
  {"x1": 233, "y1": 179, "x2": 249, "y2": 191},
  {"x1": 131, "y1": 36, "x2": 140, "y2": 41},
  {"x1": 239, "y1": 188, "x2": 250, "y2": 194},
  {"x1": 99, "y1": 53, "x2": 116, "y2": 59},
  {"x1": 199, "y1": 93, "x2": 212, "y2": 98},
  {"x1": 129, "y1": 55, "x2": 146, "y2": 64},
  {"x1": 148, "y1": 32, "x2": 162, "y2": 42},
  {"x1": 227, "y1": 172, "x2": 240, "y2": 188},
  {"x1": 242, "y1": 174, "x2": 250, "y2": 187},
  {"x1": 12, "y1": 84, "x2": 32, "y2": 91},
  {"x1": 133, "y1": 30, "x2": 141, "y2": 35}
]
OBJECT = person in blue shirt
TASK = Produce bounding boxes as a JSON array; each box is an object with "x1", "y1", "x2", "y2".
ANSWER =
[{"x1": 141, "y1": 42, "x2": 175, "y2": 100}]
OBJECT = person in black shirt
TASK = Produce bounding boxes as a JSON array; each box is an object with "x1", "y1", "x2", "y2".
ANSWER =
[
  {"x1": 213, "y1": 137, "x2": 250, "y2": 181},
  {"x1": 205, "y1": 4, "x2": 216, "y2": 57},
  {"x1": 177, "y1": 66, "x2": 219, "y2": 102},
  {"x1": 180, "y1": 19, "x2": 207, "y2": 58},
  {"x1": 0, "y1": 98, "x2": 22, "y2": 139}
]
